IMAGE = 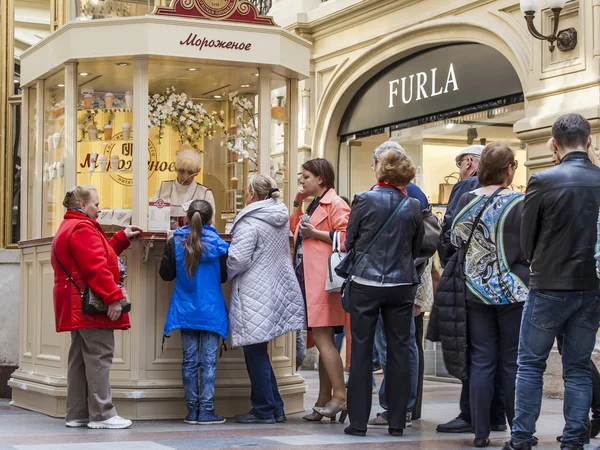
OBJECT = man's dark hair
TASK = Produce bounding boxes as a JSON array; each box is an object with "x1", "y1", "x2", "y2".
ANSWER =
[{"x1": 552, "y1": 113, "x2": 591, "y2": 150}]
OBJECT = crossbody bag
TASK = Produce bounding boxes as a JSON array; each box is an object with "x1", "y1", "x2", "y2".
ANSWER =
[{"x1": 53, "y1": 244, "x2": 131, "y2": 315}]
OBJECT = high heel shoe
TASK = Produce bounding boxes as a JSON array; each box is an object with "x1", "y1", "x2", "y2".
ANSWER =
[
  {"x1": 302, "y1": 405, "x2": 335, "y2": 422},
  {"x1": 313, "y1": 399, "x2": 347, "y2": 421}
]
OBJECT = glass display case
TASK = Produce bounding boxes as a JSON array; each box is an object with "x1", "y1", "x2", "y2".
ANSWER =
[{"x1": 14, "y1": 5, "x2": 310, "y2": 420}]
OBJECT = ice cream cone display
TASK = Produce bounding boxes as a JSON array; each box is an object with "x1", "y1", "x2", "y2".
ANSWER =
[
  {"x1": 104, "y1": 93, "x2": 114, "y2": 109},
  {"x1": 89, "y1": 152, "x2": 98, "y2": 180},
  {"x1": 53, "y1": 132, "x2": 61, "y2": 149},
  {"x1": 104, "y1": 124, "x2": 113, "y2": 140},
  {"x1": 83, "y1": 94, "x2": 93, "y2": 109},
  {"x1": 97, "y1": 154, "x2": 107, "y2": 172},
  {"x1": 125, "y1": 90, "x2": 133, "y2": 109},
  {"x1": 122, "y1": 122, "x2": 131, "y2": 140},
  {"x1": 88, "y1": 125, "x2": 97, "y2": 140},
  {"x1": 110, "y1": 154, "x2": 120, "y2": 171}
]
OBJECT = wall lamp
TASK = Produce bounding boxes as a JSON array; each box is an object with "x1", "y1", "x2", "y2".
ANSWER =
[{"x1": 520, "y1": 0, "x2": 577, "y2": 53}]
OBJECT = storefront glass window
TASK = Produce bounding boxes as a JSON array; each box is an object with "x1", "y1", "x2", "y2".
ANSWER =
[
  {"x1": 26, "y1": 87, "x2": 36, "y2": 240},
  {"x1": 147, "y1": 59, "x2": 259, "y2": 233},
  {"x1": 10, "y1": 103, "x2": 22, "y2": 244},
  {"x1": 75, "y1": 61, "x2": 135, "y2": 231},
  {"x1": 73, "y1": 0, "x2": 154, "y2": 21},
  {"x1": 348, "y1": 103, "x2": 527, "y2": 207},
  {"x1": 269, "y1": 74, "x2": 289, "y2": 208},
  {"x1": 41, "y1": 72, "x2": 66, "y2": 237}
]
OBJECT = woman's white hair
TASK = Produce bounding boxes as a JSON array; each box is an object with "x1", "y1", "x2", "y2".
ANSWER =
[{"x1": 373, "y1": 141, "x2": 406, "y2": 160}]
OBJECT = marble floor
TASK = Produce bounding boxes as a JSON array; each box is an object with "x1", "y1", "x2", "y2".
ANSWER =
[{"x1": 0, "y1": 371, "x2": 597, "y2": 450}]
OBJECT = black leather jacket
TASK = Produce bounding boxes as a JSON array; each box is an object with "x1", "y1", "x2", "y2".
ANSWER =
[
  {"x1": 339, "y1": 186, "x2": 424, "y2": 285},
  {"x1": 522, "y1": 152, "x2": 600, "y2": 291}
]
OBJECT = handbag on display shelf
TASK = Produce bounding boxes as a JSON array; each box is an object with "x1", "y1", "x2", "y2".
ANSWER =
[
  {"x1": 53, "y1": 245, "x2": 132, "y2": 315},
  {"x1": 438, "y1": 172, "x2": 460, "y2": 204},
  {"x1": 325, "y1": 231, "x2": 346, "y2": 293}
]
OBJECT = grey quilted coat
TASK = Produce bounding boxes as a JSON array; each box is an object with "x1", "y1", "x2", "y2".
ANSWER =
[{"x1": 227, "y1": 198, "x2": 306, "y2": 347}]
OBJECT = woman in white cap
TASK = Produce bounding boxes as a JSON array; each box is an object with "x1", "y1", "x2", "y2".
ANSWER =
[{"x1": 155, "y1": 147, "x2": 216, "y2": 229}]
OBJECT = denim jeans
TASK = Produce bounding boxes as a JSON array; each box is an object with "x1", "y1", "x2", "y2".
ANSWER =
[
  {"x1": 243, "y1": 342, "x2": 284, "y2": 419},
  {"x1": 511, "y1": 290, "x2": 600, "y2": 449},
  {"x1": 374, "y1": 308, "x2": 418, "y2": 415},
  {"x1": 180, "y1": 329, "x2": 220, "y2": 413}
]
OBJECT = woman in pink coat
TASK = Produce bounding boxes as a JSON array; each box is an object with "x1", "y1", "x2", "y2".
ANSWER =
[{"x1": 291, "y1": 158, "x2": 350, "y2": 423}]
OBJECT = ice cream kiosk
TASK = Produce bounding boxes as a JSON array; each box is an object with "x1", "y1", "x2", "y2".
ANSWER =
[{"x1": 11, "y1": 0, "x2": 310, "y2": 419}]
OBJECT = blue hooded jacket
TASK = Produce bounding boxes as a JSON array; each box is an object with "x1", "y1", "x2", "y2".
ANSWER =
[{"x1": 162, "y1": 225, "x2": 229, "y2": 339}]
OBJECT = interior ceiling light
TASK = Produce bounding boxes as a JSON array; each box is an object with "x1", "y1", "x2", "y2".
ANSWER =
[
  {"x1": 241, "y1": 84, "x2": 251, "y2": 88},
  {"x1": 253, "y1": 73, "x2": 259, "y2": 77},
  {"x1": 187, "y1": 68, "x2": 198, "y2": 71},
  {"x1": 445, "y1": 122, "x2": 454, "y2": 129},
  {"x1": 213, "y1": 95, "x2": 222, "y2": 99},
  {"x1": 115, "y1": 62, "x2": 130, "y2": 67},
  {"x1": 14, "y1": 80, "x2": 20, "y2": 84},
  {"x1": 57, "y1": 84, "x2": 65, "y2": 87},
  {"x1": 79, "y1": 72, "x2": 89, "y2": 76}
]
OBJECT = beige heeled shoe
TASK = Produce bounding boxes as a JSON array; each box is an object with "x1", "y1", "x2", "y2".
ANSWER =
[{"x1": 313, "y1": 399, "x2": 347, "y2": 423}]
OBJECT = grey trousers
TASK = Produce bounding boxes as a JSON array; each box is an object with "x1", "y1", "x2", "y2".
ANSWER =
[{"x1": 66, "y1": 328, "x2": 117, "y2": 422}]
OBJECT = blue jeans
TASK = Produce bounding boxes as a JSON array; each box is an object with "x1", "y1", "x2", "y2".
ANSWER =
[
  {"x1": 374, "y1": 309, "x2": 418, "y2": 415},
  {"x1": 511, "y1": 290, "x2": 600, "y2": 449},
  {"x1": 243, "y1": 342, "x2": 284, "y2": 419},
  {"x1": 180, "y1": 329, "x2": 220, "y2": 413}
]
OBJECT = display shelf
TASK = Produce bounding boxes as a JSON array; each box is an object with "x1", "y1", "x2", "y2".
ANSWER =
[
  {"x1": 78, "y1": 108, "x2": 133, "y2": 113},
  {"x1": 76, "y1": 169, "x2": 133, "y2": 175},
  {"x1": 77, "y1": 138, "x2": 133, "y2": 143}
]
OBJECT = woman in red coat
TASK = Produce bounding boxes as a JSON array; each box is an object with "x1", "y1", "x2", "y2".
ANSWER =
[{"x1": 51, "y1": 185, "x2": 141, "y2": 430}]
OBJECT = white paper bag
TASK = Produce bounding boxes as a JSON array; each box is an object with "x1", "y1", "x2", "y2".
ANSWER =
[
  {"x1": 97, "y1": 209, "x2": 114, "y2": 225},
  {"x1": 112, "y1": 209, "x2": 132, "y2": 227}
]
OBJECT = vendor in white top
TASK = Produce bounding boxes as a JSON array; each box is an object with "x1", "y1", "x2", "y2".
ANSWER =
[{"x1": 155, "y1": 148, "x2": 216, "y2": 229}]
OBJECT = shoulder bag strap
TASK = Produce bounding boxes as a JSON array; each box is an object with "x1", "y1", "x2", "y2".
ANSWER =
[
  {"x1": 464, "y1": 187, "x2": 505, "y2": 252},
  {"x1": 52, "y1": 244, "x2": 84, "y2": 296},
  {"x1": 346, "y1": 195, "x2": 409, "y2": 279}
]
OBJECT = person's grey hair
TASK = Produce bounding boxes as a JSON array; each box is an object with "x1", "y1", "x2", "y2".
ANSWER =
[{"x1": 373, "y1": 141, "x2": 405, "y2": 160}]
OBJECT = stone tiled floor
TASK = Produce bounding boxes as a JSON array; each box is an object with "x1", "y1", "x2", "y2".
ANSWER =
[{"x1": 0, "y1": 371, "x2": 598, "y2": 450}]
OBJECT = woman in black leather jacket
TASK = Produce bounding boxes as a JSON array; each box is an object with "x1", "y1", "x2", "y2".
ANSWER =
[{"x1": 339, "y1": 145, "x2": 424, "y2": 437}]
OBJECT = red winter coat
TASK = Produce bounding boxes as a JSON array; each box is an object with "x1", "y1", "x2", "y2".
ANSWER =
[{"x1": 51, "y1": 210, "x2": 131, "y2": 332}]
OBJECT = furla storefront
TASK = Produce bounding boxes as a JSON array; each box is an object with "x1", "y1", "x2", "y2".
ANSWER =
[{"x1": 333, "y1": 42, "x2": 527, "y2": 380}]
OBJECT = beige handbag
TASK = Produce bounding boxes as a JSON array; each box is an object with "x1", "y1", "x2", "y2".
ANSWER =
[{"x1": 438, "y1": 172, "x2": 460, "y2": 204}]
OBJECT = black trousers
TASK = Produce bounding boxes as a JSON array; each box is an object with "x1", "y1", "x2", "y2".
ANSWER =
[
  {"x1": 348, "y1": 282, "x2": 415, "y2": 431},
  {"x1": 412, "y1": 312, "x2": 425, "y2": 420},
  {"x1": 467, "y1": 301, "x2": 523, "y2": 438},
  {"x1": 557, "y1": 333, "x2": 600, "y2": 418}
]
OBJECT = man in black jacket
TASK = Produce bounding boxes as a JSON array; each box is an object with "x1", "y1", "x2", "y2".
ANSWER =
[
  {"x1": 505, "y1": 114, "x2": 600, "y2": 450},
  {"x1": 436, "y1": 145, "x2": 507, "y2": 434}
]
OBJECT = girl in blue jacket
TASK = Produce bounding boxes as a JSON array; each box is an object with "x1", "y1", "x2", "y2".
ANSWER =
[{"x1": 159, "y1": 200, "x2": 229, "y2": 425}]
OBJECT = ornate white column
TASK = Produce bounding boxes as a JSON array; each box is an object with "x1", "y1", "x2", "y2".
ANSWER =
[
  {"x1": 258, "y1": 68, "x2": 272, "y2": 176},
  {"x1": 301, "y1": 86, "x2": 311, "y2": 146},
  {"x1": 133, "y1": 56, "x2": 149, "y2": 229},
  {"x1": 63, "y1": 62, "x2": 78, "y2": 193}
]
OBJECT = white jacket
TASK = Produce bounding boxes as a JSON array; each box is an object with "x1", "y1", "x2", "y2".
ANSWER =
[{"x1": 227, "y1": 199, "x2": 306, "y2": 347}]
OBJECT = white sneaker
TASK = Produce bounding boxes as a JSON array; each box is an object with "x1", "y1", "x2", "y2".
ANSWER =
[
  {"x1": 87, "y1": 415, "x2": 132, "y2": 429},
  {"x1": 65, "y1": 418, "x2": 89, "y2": 428}
]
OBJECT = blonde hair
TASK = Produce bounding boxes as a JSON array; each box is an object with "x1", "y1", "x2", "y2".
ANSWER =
[
  {"x1": 248, "y1": 174, "x2": 281, "y2": 201},
  {"x1": 176, "y1": 158, "x2": 200, "y2": 173},
  {"x1": 63, "y1": 185, "x2": 97, "y2": 209},
  {"x1": 376, "y1": 149, "x2": 416, "y2": 186}
]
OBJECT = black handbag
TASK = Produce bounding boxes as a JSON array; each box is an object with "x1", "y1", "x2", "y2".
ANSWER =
[
  {"x1": 338, "y1": 196, "x2": 409, "y2": 312},
  {"x1": 53, "y1": 245, "x2": 131, "y2": 315}
]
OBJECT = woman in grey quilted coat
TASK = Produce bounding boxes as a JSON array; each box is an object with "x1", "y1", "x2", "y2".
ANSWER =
[{"x1": 227, "y1": 174, "x2": 306, "y2": 424}]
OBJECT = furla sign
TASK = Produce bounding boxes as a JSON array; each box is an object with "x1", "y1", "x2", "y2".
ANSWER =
[
  {"x1": 388, "y1": 64, "x2": 459, "y2": 107},
  {"x1": 339, "y1": 43, "x2": 522, "y2": 136}
]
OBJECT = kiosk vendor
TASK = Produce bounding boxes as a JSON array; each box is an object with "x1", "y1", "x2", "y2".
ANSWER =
[{"x1": 155, "y1": 148, "x2": 216, "y2": 229}]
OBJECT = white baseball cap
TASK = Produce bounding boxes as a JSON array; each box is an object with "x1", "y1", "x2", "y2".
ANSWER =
[{"x1": 455, "y1": 145, "x2": 484, "y2": 164}]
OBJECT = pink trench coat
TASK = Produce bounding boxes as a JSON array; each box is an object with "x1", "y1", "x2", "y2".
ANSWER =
[{"x1": 291, "y1": 189, "x2": 350, "y2": 328}]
